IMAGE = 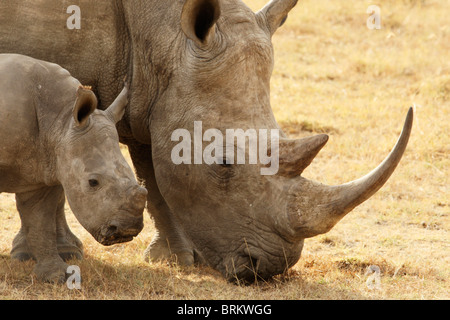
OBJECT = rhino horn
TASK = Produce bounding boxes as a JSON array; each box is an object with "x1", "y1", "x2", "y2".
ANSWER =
[
  {"x1": 257, "y1": 0, "x2": 299, "y2": 35},
  {"x1": 286, "y1": 108, "x2": 413, "y2": 239},
  {"x1": 105, "y1": 84, "x2": 129, "y2": 124},
  {"x1": 278, "y1": 134, "x2": 329, "y2": 177}
]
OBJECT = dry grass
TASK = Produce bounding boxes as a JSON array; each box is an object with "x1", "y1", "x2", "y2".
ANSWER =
[{"x1": 0, "y1": 0, "x2": 448, "y2": 299}]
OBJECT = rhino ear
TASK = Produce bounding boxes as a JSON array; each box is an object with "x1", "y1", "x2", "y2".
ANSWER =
[
  {"x1": 181, "y1": 0, "x2": 221, "y2": 46},
  {"x1": 257, "y1": 0, "x2": 298, "y2": 35},
  {"x1": 73, "y1": 86, "x2": 97, "y2": 128}
]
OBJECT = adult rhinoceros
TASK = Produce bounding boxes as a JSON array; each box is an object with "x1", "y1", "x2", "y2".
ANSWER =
[{"x1": 0, "y1": 0, "x2": 412, "y2": 282}]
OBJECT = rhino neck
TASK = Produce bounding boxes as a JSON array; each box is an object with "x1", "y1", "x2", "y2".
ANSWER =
[{"x1": 121, "y1": 0, "x2": 184, "y2": 145}]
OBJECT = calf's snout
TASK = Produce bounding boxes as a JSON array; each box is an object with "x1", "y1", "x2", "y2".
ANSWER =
[{"x1": 99, "y1": 216, "x2": 144, "y2": 246}]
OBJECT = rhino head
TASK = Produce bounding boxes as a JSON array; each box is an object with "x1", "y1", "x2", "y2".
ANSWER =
[
  {"x1": 57, "y1": 85, "x2": 148, "y2": 246},
  {"x1": 146, "y1": 0, "x2": 413, "y2": 282}
]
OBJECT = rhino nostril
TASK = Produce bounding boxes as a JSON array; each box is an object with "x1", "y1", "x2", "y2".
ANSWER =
[
  {"x1": 107, "y1": 225, "x2": 118, "y2": 236},
  {"x1": 100, "y1": 223, "x2": 120, "y2": 239},
  {"x1": 249, "y1": 256, "x2": 259, "y2": 271}
]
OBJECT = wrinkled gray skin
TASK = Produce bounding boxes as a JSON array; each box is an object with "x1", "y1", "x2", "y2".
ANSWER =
[
  {"x1": 0, "y1": 54, "x2": 147, "y2": 282},
  {"x1": 0, "y1": 0, "x2": 412, "y2": 282}
]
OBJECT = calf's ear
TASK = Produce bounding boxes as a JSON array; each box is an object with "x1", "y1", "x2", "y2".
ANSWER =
[
  {"x1": 181, "y1": 0, "x2": 221, "y2": 46},
  {"x1": 73, "y1": 86, "x2": 97, "y2": 128}
]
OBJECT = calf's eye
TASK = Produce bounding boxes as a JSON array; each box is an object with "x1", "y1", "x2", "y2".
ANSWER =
[{"x1": 89, "y1": 179, "x2": 99, "y2": 188}]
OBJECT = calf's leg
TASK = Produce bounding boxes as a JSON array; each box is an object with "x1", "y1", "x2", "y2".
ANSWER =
[
  {"x1": 11, "y1": 189, "x2": 83, "y2": 261},
  {"x1": 15, "y1": 186, "x2": 69, "y2": 283}
]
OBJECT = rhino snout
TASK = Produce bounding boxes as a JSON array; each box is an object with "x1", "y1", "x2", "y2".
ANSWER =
[
  {"x1": 99, "y1": 217, "x2": 144, "y2": 246},
  {"x1": 95, "y1": 186, "x2": 146, "y2": 245}
]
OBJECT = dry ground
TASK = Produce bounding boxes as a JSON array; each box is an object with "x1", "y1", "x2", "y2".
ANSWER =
[{"x1": 0, "y1": 0, "x2": 448, "y2": 299}]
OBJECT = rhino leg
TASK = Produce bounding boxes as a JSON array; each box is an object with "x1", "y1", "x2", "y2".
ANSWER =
[
  {"x1": 128, "y1": 142, "x2": 195, "y2": 266},
  {"x1": 15, "y1": 186, "x2": 69, "y2": 283},
  {"x1": 10, "y1": 226, "x2": 31, "y2": 261},
  {"x1": 11, "y1": 189, "x2": 83, "y2": 262}
]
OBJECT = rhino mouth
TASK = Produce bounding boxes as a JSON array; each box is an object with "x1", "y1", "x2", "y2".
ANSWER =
[
  {"x1": 98, "y1": 233, "x2": 136, "y2": 246},
  {"x1": 99, "y1": 237, "x2": 134, "y2": 246},
  {"x1": 97, "y1": 220, "x2": 143, "y2": 246}
]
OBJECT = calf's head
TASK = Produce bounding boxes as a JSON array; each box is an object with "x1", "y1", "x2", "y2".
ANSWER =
[{"x1": 57, "y1": 85, "x2": 147, "y2": 245}]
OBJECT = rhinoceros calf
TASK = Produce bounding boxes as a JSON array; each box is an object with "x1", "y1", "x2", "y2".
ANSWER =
[{"x1": 0, "y1": 54, "x2": 148, "y2": 282}]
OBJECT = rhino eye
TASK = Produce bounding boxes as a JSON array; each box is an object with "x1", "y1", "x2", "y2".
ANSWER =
[
  {"x1": 220, "y1": 158, "x2": 232, "y2": 168},
  {"x1": 89, "y1": 179, "x2": 99, "y2": 188}
]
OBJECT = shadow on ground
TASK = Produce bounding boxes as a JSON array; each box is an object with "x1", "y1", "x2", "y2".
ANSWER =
[{"x1": 0, "y1": 252, "x2": 368, "y2": 300}]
